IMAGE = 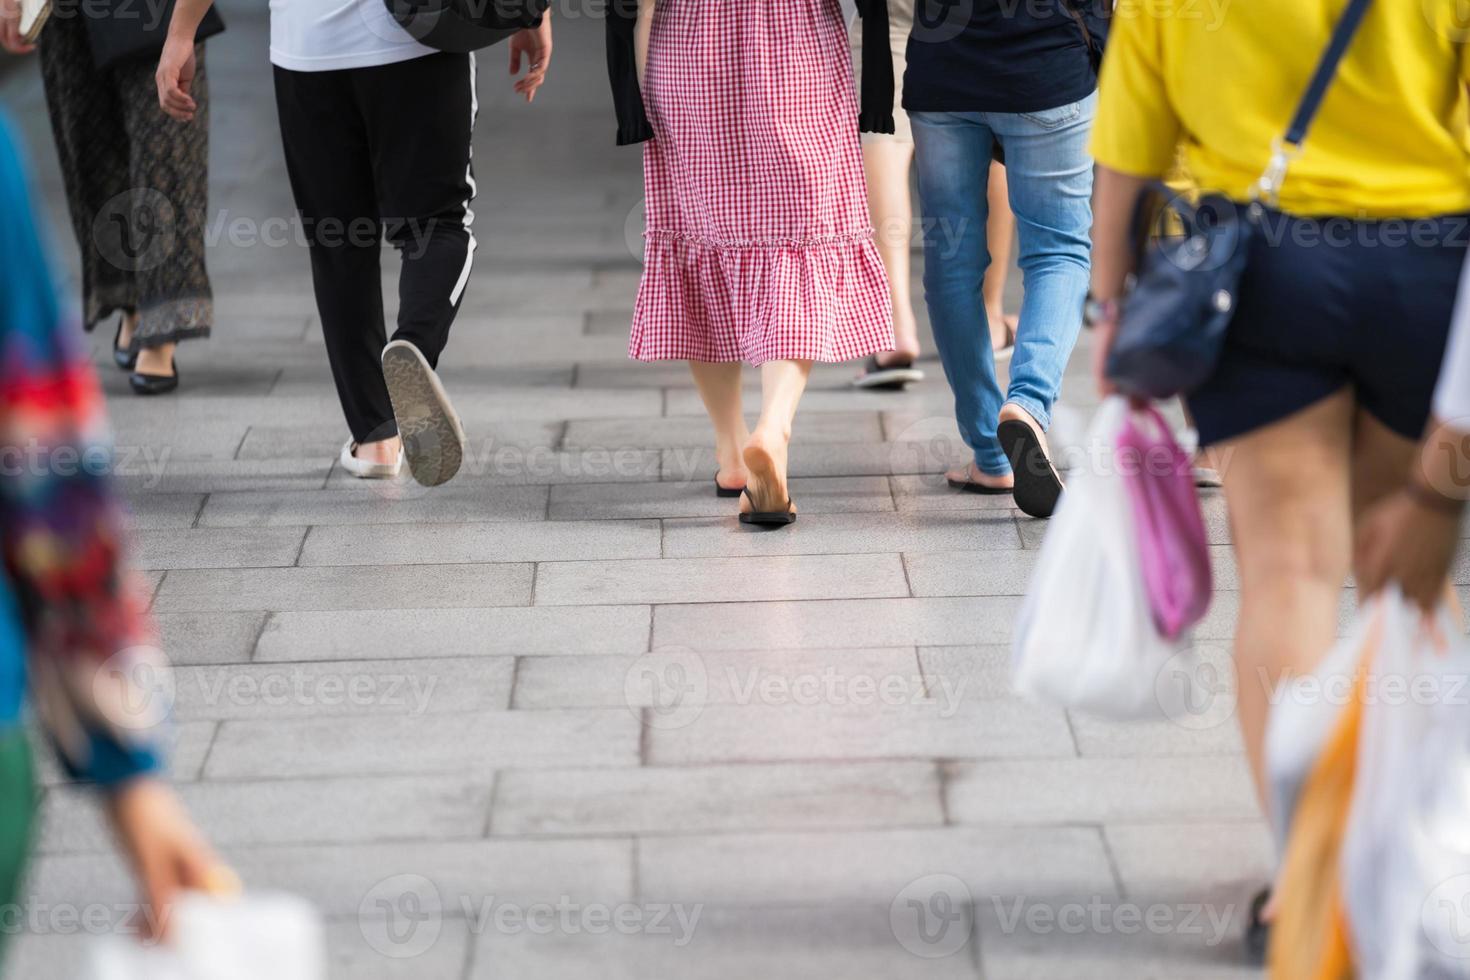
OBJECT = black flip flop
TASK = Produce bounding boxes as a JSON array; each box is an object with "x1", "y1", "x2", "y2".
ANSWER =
[
  {"x1": 947, "y1": 474, "x2": 1012, "y2": 495},
  {"x1": 852, "y1": 355, "x2": 924, "y2": 391},
  {"x1": 715, "y1": 479, "x2": 743, "y2": 499},
  {"x1": 738, "y1": 487, "x2": 796, "y2": 527},
  {"x1": 1245, "y1": 888, "x2": 1270, "y2": 965},
  {"x1": 997, "y1": 417, "x2": 1064, "y2": 519}
]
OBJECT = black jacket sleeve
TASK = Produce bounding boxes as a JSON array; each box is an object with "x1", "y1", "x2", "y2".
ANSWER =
[
  {"x1": 606, "y1": 0, "x2": 653, "y2": 146},
  {"x1": 855, "y1": 0, "x2": 895, "y2": 134}
]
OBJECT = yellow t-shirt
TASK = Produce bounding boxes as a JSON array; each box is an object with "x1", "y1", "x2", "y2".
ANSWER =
[{"x1": 1090, "y1": 0, "x2": 1470, "y2": 218}]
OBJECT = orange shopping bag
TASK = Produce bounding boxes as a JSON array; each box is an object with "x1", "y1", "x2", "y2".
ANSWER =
[{"x1": 1267, "y1": 622, "x2": 1376, "y2": 980}]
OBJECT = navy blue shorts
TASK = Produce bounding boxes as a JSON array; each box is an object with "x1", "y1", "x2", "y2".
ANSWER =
[{"x1": 1187, "y1": 211, "x2": 1470, "y2": 447}]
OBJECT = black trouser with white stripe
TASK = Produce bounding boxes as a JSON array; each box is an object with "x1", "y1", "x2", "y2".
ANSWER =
[{"x1": 274, "y1": 53, "x2": 477, "y2": 444}]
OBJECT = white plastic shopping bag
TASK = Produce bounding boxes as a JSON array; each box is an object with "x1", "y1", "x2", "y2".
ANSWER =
[
  {"x1": 1340, "y1": 589, "x2": 1470, "y2": 979},
  {"x1": 1011, "y1": 396, "x2": 1200, "y2": 719},
  {"x1": 88, "y1": 891, "x2": 325, "y2": 980},
  {"x1": 1263, "y1": 602, "x2": 1369, "y2": 854}
]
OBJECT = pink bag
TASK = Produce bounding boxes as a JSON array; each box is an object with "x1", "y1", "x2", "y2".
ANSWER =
[{"x1": 1116, "y1": 406, "x2": 1212, "y2": 639}]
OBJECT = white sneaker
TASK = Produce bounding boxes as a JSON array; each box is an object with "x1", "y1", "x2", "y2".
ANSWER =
[
  {"x1": 339, "y1": 439, "x2": 403, "y2": 480},
  {"x1": 381, "y1": 339, "x2": 466, "y2": 487}
]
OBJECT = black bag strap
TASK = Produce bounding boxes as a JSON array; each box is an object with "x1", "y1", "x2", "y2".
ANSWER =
[
  {"x1": 1059, "y1": 0, "x2": 1104, "y2": 74},
  {"x1": 1284, "y1": 0, "x2": 1373, "y2": 147},
  {"x1": 1255, "y1": 0, "x2": 1372, "y2": 205}
]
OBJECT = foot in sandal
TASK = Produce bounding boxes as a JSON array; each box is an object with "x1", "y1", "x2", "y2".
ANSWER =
[
  {"x1": 738, "y1": 429, "x2": 796, "y2": 527},
  {"x1": 996, "y1": 402, "x2": 1064, "y2": 519},
  {"x1": 946, "y1": 462, "x2": 1014, "y2": 494}
]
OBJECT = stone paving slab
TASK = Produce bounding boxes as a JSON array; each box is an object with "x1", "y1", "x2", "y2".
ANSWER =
[
  {"x1": 203, "y1": 710, "x2": 640, "y2": 780},
  {"x1": 653, "y1": 596, "x2": 1026, "y2": 650},
  {"x1": 636, "y1": 827, "x2": 1118, "y2": 905},
  {"x1": 153, "y1": 564, "x2": 536, "y2": 612},
  {"x1": 492, "y1": 762, "x2": 943, "y2": 837},
  {"x1": 511, "y1": 647, "x2": 923, "y2": 710},
  {"x1": 253, "y1": 606, "x2": 653, "y2": 661},
  {"x1": 299, "y1": 520, "x2": 662, "y2": 567},
  {"x1": 533, "y1": 554, "x2": 910, "y2": 606}
]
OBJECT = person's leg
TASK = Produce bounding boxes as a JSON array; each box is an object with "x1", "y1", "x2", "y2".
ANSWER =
[
  {"x1": 743, "y1": 359, "x2": 813, "y2": 514},
  {"x1": 910, "y1": 111, "x2": 1010, "y2": 485},
  {"x1": 991, "y1": 94, "x2": 1095, "y2": 438},
  {"x1": 37, "y1": 10, "x2": 135, "y2": 336},
  {"x1": 356, "y1": 53, "x2": 476, "y2": 486},
  {"x1": 273, "y1": 65, "x2": 398, "y2": 460},
  {"x1": 689, "y1": 362, "x2": 749, "y2": 493},
  {"x1": 1219, "y1": 390, "x2": 1356, "y2": 809},
  {"x1": 362, "y1": 52, "x2": 476, "y2": 367},
  {"x1": 115, "y1": 47, "x2": 214, "y2": 382},
  {"x1": 862, "y1": 140, "x2": 920, "y2": 363},
  {"x1": 982, "y1": 162, "x2": 1017, "y2": 352}
]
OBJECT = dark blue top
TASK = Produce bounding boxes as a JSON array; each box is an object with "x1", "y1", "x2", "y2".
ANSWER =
[{"x1": 902, "y1": 0, "x2": 1110, "y2": 114}]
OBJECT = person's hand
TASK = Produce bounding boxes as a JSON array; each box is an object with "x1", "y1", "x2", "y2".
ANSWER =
[
  {"x1": 1355, "y1": 487, "x2": 1462, "y2": 612},
  {"x1": 509, "y1": 11, "x2": 552, "y2": 103},
  {"x1": 156, "y1": 36, "x2": 199, "y2": 122},
  {"x1": 0, "y1": 0, "x2": 35, "y2": 55},
  {"x1": 106, "y1": 778, "x2": 239, "y2": 940}
]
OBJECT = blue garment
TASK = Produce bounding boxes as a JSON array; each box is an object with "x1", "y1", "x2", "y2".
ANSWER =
[
  {"x1": 912, "y1": 95, "x2": 1096, "y2": 476},
  {"x1": 903, "y1": 1, "x2": 1108, "y2": 115},
  {"x1": 1188, "y1": 209, "x2": 1468, "y2": 447}
]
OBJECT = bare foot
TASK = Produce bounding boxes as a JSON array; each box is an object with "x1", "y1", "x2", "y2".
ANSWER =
[
  {"x1": 946, "y1": 462, "x2": 1013, "y2": 491},
  {"x1": 355, "y1": 436, "x2": 402, "y2": 466},
  {"x1": 740, "y1": 428, "x2": 795, "y2": 515},
  {"x1": 135, "y1": 342, "x2": 177, "y2": 377}
]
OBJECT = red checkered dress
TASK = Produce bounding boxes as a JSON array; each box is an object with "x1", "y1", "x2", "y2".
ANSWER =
[{"x1": 630, "y1": 0, "x2": 895, "y2": 365}]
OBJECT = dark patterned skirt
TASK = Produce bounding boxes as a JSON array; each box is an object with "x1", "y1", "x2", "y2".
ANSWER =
[{"x1": 39, "y1": 11, "x2": 212, "y2": 350}]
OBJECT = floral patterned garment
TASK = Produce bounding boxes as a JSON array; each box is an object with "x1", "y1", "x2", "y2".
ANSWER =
[{"x1": 0, "y1": 112, "x2": 164, "y2": 787}]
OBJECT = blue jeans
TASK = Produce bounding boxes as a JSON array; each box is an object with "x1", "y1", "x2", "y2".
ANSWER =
[{"x1": 911, "y1": 94, "x2": 1095, "y2": 476}]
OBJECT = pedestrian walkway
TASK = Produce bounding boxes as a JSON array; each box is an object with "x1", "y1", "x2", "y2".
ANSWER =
[{"x1": 0, "y1": 6, "x2": 1299, "y2": 977}]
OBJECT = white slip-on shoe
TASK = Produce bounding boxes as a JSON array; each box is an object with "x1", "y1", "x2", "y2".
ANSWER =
[
  {"x1": 339, "y1": 439, "x2": 403, "y2": 480},
  {"x1": 380, "y1": 339, "x2": 466, "y2": 487}
]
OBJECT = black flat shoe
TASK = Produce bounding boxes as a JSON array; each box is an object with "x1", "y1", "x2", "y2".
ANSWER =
[
  {"x1": 129, "y1": 359, "x2": 179, "y2": 396},
  {"x1": 997, "y1": 416, "x2": 1064, "y2": 519},
  {"x1": 112, "y1": 316, "x2": 137, "y2": 372},
  {"x1": 715, "y1": 479, "x2": 744, "y2": 498},
  {"x1": 738, "y1": 487, "x2": 796, "y2": 527}
]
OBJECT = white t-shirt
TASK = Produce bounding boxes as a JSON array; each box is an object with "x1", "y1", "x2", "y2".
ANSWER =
[{"x1": 269, "y1": 0, "x2": 435, "y2": 72}]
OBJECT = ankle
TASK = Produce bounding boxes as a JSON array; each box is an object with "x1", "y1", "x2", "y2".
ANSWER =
[
  {"x1": 135, "y1": 345, "x2": 175, "y2": 375},
  {"x1": 356, "y1": 437, "x2": 401, "y2": 464},
  {"x1": 751, "y1": 423, "x2": 791, "y2": 446},
  {"x1": 117, "y1": 312, "x2": 139, "y2": 348}
]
